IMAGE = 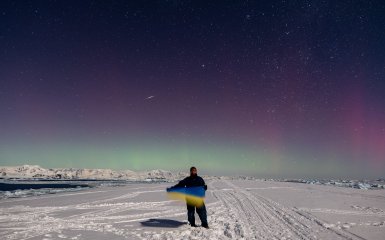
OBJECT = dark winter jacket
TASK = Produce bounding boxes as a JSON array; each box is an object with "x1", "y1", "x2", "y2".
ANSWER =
[{"x1": 172, "y1": 175, "x2": 207, "y2": 190}]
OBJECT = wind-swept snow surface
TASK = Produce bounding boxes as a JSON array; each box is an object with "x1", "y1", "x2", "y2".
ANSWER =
[{"x1": 1, "y1": 179, "x2": 384, "y2": 239}]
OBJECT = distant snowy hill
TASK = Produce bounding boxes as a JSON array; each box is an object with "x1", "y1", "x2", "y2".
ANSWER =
[{"x1": 0, "y1": 165, "x2": 186, "y2": 181}]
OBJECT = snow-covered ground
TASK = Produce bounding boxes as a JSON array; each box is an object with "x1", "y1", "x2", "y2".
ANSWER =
[
  {"x1": 0, "y1": 165, "x2": 184, "y2": 181},
  {"x1": 1, "y1": 179, "x2": 384, "y2": 239}
]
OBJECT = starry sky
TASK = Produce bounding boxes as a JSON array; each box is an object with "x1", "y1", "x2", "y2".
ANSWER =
[{"x1": 1, "y1": 0, "x2": 385, "y2": 178}]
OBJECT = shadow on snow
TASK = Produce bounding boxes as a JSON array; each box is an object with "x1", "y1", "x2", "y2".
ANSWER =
[{"x1": 140, "y1": 218, "x2": 187, "y2": 228}]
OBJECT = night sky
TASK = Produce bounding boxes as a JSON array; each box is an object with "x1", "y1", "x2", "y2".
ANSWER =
[{"x1": 1, "y1": 1, "x2": 385, "y2": 178}]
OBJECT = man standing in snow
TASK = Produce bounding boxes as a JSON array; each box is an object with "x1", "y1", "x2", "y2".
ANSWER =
[{"x1": 168, "y1": 166, "x2": 209, "y2": 228}]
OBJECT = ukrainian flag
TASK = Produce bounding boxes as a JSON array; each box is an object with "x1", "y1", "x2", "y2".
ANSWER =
[{"x1": 166, "y1": 186, "x2": 205, "y2": 207}]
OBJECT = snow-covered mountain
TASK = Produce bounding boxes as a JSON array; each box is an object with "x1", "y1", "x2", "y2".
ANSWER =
[{"x1": 0, "y1": 165, "x2": 186, "y2": 181}]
